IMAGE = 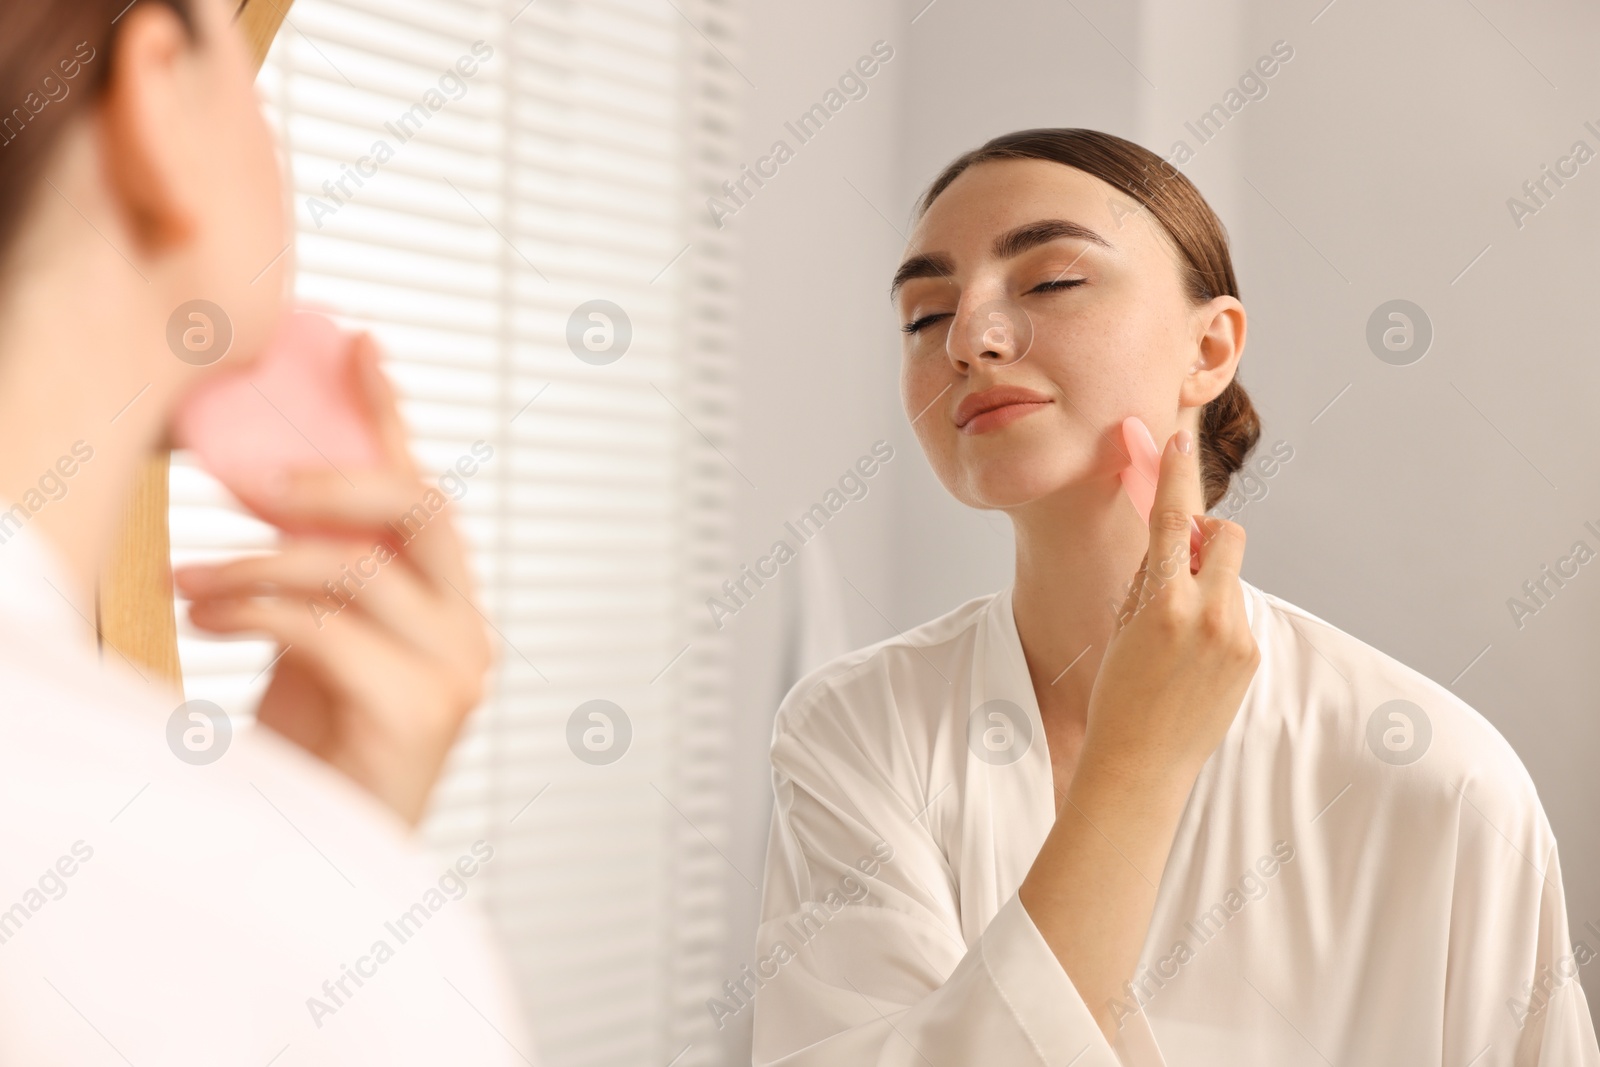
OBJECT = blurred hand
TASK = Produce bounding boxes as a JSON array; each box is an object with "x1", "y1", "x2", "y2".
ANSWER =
[
  {"x1": 173, "y1": 333, "x2": 494, "y2": 826},
  {"x1": 1083, "y1": 427, "x2": 1259, "y2": 786}
]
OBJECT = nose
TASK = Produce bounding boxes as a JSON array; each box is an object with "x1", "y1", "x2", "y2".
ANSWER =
[{"x1": 946, "y1": 295, "x2": 1033, "y2": 370}]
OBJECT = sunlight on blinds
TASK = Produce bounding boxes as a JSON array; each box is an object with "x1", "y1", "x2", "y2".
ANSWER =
[{"x1": 169, "y1": 0, "x2": 740, "y2": 1063}]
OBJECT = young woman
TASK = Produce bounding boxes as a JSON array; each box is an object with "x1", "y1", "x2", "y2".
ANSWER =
[
  {"x1": 0, "y1": 1, "x2": 530, "y2": 1061},
  {"x1": 751, "y1": 129, "x2": 1598, "y2": 1066}
]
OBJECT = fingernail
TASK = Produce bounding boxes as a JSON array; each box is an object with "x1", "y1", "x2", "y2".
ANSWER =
[{"x1": 1175, "y1": 429, "x2": 1194, "y2": 455}]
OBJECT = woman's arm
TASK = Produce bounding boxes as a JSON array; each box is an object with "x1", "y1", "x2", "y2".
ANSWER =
[
  {"x1": 752, "y1": 430, "x2": 1255, "y2": 1065},
  {"x1": 1020, "y1": 427, "x2": 1259, "y2": 1042},
  {"x1": 756, "y1": 701, "x2": 1136, "y2": 1067},
  {"x1": 1439, "y1": 784, "x2": 1600, "y2": 1066}
]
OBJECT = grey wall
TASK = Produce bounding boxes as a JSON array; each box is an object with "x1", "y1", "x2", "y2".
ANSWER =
[
  {"x1": 720, "y1": 0, "x2": 1600, "y2": 1058},
  {"x1": 1224, "y1": 0, "x2": 1600, "y2": 1019}
]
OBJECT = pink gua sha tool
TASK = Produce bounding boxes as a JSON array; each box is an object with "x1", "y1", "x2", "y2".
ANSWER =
[
  {"x1": 172, "y1": 306, "x2": 384, "y2": 518},
  {"x1": 1117, "y1": 415, "x2": 1204, "y2": 575}
]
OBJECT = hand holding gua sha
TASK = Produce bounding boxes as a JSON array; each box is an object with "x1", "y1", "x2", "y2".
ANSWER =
[
  {"x1": 1117, "y1": 415, "x2": 1205, "y2": 575},
  {"x1": 173, "y1": 306, "x2": 384, "y2": 523}
]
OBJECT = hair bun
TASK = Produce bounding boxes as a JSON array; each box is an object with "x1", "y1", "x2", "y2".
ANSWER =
[{"x1": 1199, "y1": 378, "x2": 1260, "y2": 511}]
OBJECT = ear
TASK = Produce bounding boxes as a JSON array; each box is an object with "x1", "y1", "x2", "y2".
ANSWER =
[
  {"x1": 1178, "y1": 295, "x2": 1246, "y2": 409},
  {"x1": 98, "y1": 3, "x2": 197, "y2": 252}
]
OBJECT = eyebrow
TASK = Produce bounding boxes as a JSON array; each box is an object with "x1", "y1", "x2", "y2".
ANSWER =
[{"x1": 889, "y1": 218, "x2": 1113, "y2": 299}]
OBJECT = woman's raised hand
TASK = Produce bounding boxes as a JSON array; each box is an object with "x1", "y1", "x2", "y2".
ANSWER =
[
  {"x1": 1085, "y1": 427, "x2": 1260, "y2": 785},
  {"x1": 173, "y1": 333, "x2": 495, "y2": 827},
  {"x1": 1020, "y1": 426, "x2": 1260, "y2": 1043}
]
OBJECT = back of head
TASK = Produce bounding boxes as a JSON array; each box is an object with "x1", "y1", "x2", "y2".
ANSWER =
[{"x1": 0, "y1": 2, "x2": 194, "y2": 268}]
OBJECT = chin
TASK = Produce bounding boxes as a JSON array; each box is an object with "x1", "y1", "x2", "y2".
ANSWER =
[{"x1": 950, "y1": 449, "x2": 1083, "y2": 510}]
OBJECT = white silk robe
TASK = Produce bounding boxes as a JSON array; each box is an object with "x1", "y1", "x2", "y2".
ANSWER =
[
  {"x1": 752, "y1": 577, "x2": 1599, "y2": 1066},
  {"x1": 0, "y1": 520, "x2": 535, "y2": 1064}
]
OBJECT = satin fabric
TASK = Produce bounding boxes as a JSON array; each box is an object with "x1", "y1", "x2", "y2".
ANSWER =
[{"x1": 753, "y1": 577, "x2": 1598, "y2": 1066}]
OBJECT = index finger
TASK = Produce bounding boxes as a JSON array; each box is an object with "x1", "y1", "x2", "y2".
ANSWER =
[
  {"x1": 251, "y1": 467, "x2": 478, "y2": 595},
  {"x1": 1146, "y1": 428, "x2": 1205, "y2": 583},
  {"x1": 349, "y1": 331, "x2": 422, "y2": 480}
]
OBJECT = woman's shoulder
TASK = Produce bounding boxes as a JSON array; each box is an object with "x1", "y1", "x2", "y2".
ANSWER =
[
  {"x1": 769, "y1": 590, "x2": 995, "y2": 749},
  {"x1": 1242, "y1": 579, "x2": 1549, "y2": 836}
]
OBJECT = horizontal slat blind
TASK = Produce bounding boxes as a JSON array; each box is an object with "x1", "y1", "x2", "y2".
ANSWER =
[{"x1": 168, "y1": 0, "x2": 738, "y2": 1063}]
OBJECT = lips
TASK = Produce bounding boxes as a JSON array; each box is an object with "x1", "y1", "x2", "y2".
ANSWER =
[{"x1": 953, "y1": 385, "x2": 1053, "y2": 431}]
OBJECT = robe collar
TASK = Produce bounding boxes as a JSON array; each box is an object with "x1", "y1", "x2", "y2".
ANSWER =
[{"x1": 974, "y1": 571, "x2": 1260, "y2": 811}]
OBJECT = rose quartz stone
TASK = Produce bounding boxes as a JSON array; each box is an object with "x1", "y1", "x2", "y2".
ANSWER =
[{"x1": 172, "y1": 307, "x2": 381, "y2": 501}]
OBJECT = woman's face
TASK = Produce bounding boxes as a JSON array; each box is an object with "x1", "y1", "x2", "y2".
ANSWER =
[
  {"x1": 893, "y1": 157, "x2": 1243, "y2": 512},
  {"x1": 79, "y1": 0, "x2": 291, "y2": 378},
  {"x1": 179, "y1": 0, "x2": 292, "y2": 367}
]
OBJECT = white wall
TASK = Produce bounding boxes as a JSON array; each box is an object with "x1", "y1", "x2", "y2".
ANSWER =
[
  {"x1": 1223, "y1": 0, "x2": 1600, "y2": 1020},
  {"x1": 720, "y1": 0, "x2": 1600, "y2": 1057},
  {"x1": 714, "y1": 1, "x2": 906, "y2": 1060},
  {"x1": 887, "y1": 0, "x2": 1149, "y2": 624}
]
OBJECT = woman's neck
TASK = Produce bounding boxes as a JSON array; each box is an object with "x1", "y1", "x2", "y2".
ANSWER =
[
  {"x1": 0, "y1": 248, "x2": 175, "y2": 625},
  {"x1": 1008, "y1": 473, "x2": 1168, "y2": 734}
]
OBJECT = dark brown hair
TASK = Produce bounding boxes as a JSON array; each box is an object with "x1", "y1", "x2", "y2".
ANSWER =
[
  {"x1": 916, "y1": 128, "x2": 1261, "y2": 512},
  {"x1": 0, "y1": 0, "x2": 196, "y2": 263}
]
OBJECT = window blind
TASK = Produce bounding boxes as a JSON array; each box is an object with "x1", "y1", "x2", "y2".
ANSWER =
[{"x1": 168, "y1": 0, "x2": 741, "y2": 1063}]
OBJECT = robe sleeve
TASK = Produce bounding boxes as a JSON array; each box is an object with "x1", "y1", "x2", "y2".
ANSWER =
[
  {"x1": 1440, "y1": 774, "x2": 1600, "y2": 1067},
  {"x1": 749, "y1": 689, "x2": 1160, "y2": 1067},
  {"x1": 1516, "y1": 844, "x2": 1600, "y2": 1066}
]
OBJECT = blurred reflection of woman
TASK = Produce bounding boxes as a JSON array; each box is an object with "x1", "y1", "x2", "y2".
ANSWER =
[
  {"x1": 751, "y1": 128, "x2": 1598, "y2": 1066},
  {"x1": 0, "y1": 1, "x2": 530, "y2": 1062}
]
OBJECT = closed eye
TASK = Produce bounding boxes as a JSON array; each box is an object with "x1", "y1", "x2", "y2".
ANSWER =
[
  {"x1": 901, "y1": 279, "x2": 1084, "y2": 335},
  {"x1": 901, "y1": 312, "x2": 950, "y2": 335}
]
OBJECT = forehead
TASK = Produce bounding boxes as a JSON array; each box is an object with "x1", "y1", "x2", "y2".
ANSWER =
[{"x1": 904, "y1": 157, "x2": 1169, "y2": 270}]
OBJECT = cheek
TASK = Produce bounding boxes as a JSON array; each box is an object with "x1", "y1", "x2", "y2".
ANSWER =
[
  {"x1": 202, "y1": 64, "x2": 291, "y2": 359},
  {"x1": 900, "y1": 355, "x2": 959, "y2": 473},
  {"x1": 211, "y1": 28, "x2": 289, "y2": 249},
  {"x1": 232, "y1": 77, "x2": 287, "y2": 237},
  {"x1": 899, "y1": 349, "x2": 945, "y2": 419},
  {"x1": 1033, "y1": 305, "x2": 1162, "y2": 419},
  {"x1": 1027, "y1": 321, "x2": 1113, "y2": 408}
]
